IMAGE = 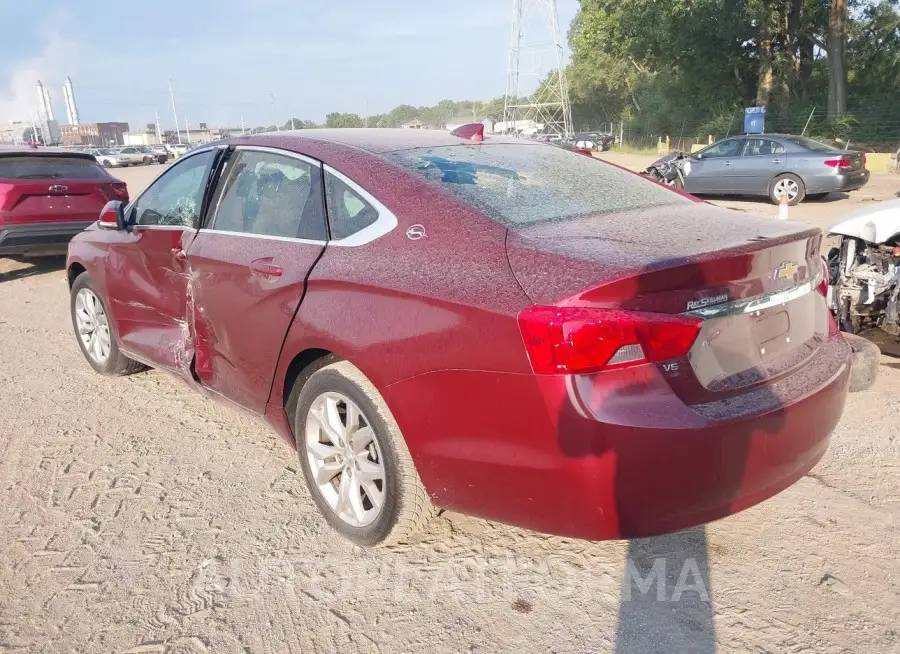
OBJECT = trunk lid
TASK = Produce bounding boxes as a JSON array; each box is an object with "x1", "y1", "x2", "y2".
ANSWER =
[
  {"x1": 506, "y1": 202, "x2": 828, "y2": 404},
  {"x1": 0, "y1": 179, "x2": 116, "y2": 224}
]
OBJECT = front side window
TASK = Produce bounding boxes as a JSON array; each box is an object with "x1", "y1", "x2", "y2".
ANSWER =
[
  {"x1": 131, "y1": 149, "x2": 216, "y2": 227},
  {"x1": 324, "y1": 172, "x2": 380, "y2": 239},
  {"x1": 697, "y1": 138, "x2": 745, "y2": 159},
  {"x1": 212, "y1": 150, "x2": 326, "y2": 240},
  {"x1": 743, "y1": 139, "x2": 786, "y2": 156}
]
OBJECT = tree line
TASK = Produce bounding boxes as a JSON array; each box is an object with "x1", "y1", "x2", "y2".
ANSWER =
[{"x1": 250, "y1": 0, "x2": 900, "y2": 149}]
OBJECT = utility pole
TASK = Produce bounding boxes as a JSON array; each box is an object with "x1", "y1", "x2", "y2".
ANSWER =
[
  {"x1": 155, "y1": 110, "x2": 163, "y2": 144},
  {"x1": 269, "y1": 93, "x2": 278, "y2": 130},
  {"x1": 169, "y1": 79, "x2": 182, "y2": 144},
  {"x1": 185, "y1": 117, "x2": 192, "y2": 144},
  {"x1": 241, "y1": 114, "x2": 245, "y2": 135},
  {"x1": 503, "y1": 0, "x2": 572, "y2": 138}
]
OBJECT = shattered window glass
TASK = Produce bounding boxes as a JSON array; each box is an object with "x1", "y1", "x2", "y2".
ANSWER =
[
  {"x1": 132, "y1": 150, "x2": 215, "y2": 227},
  {"x1": 385, "y1": 143, "x2": 684, "y2": 226}
]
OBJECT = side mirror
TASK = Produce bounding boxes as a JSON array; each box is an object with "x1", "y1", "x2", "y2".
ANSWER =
[{"x1": 98, "y1": 200, "x2": 127, "y2": 231}]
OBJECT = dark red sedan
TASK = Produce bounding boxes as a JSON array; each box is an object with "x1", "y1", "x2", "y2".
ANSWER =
[
  {"x1": 66, "y1": 129, "x2": 851, "y2": 547},
  {"x1": 0, "y1": 147, "x2": 128, "y2": 257}
]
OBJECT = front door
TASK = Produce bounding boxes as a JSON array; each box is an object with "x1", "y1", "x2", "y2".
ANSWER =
[
  {"x1": 730, "y1": 137, "x2": 786, "y2": 196},
  {"x1": 684, "y1": 137, "x2": 745, "y2": 194},
  {"x1": 186, "y1": 147, "x2": 328, "y2": 413},
  {"x1": 105, "y1": 148, "x2": 220, "y2": 374}
]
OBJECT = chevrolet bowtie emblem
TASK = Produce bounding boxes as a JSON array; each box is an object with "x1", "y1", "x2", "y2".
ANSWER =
[{"x1": 773, "y1": 261, "x2": 799, "y2": 281}]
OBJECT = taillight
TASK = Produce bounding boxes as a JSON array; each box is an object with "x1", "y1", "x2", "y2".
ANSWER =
[
  {"x1": 517, "y1": 306, "x2": 702, "y2": 375},
  {"x1": 109, "y1": 182, "x2": 129, "y2": 201},
  {"x1": 818, "y1": 257, "x2": 829, "y2": 297},
  {"x1": 824, "y1": 158, "x2": 852, "y2": 169}
]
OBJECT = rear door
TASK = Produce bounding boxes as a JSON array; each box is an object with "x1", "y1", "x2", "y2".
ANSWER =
[
  {"x1": 104, "y1": 147, "x2": 221, "y2": 374},
  {"x1": 186, "y1": 146, "x2": 328, "y2": 413},
  {"x1": 730, "y1": 137, "x2": 786, "y2": 195},
  {"x1": 0, "y1": 155, "x2": 122, "y2": 224},
  {"x1": 684, "y1": 138, "x2": 745, "y2": 193}
]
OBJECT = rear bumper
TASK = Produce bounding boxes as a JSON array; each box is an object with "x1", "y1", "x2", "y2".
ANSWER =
[
  {"x1": 808, "y1": 169, "x2": 870, "y2": 194},
  {"x1": 382, "y1": 331, "x2": 851, "y2": 540},
  {"x1": 0, "y1": 220, "x2": 95, "y2": 256}
]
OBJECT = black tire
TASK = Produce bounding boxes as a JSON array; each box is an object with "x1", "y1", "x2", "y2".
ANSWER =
[
  {"x1": 70, "y1": 273, "x2": 145, "y2": 376},
  {"x1": 102, "y1": 159, "x2": 112, "y2": 168},
  {"x1": 292, "y1": 360, "x2": 435, "y2": 547},
  {"x1": 807, "y1": 192, "x2": 830, "y2": 201},
  {"x1": 769, "y1": 173, "x2": 806, "y2": 206},
  {"x1": 843, "y1": 332, "x2": 880, "y2": 393}
]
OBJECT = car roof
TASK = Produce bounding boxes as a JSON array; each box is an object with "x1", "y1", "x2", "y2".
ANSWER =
[
  {"x1": 0, "y1": 146, "x2": 96, "y2": 161},
  {"x1": 225, "y1": 128, "x2": 523, "y2": 154}
]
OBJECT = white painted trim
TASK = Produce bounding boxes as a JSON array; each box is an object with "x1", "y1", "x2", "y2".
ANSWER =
[
  {"x1": 323, "y1": 164, "x2": 398, "y2": 247},
  {"x1": 200, "y1": 228, "x2": 325, "y2": 246}
]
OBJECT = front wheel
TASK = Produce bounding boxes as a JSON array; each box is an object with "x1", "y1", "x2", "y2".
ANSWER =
[
  {"x1": 770, "y1": 173, "x2": 806, "y2": 206},
  {"x1": 292, "y1": 360, "x2": 435, "y2": 547},
  {"x1": 102, "y1": 159, "x2": 112, "y2": 168},
  {"x1": 70, "y1": 273, "x2": 145, "y2": 376}
]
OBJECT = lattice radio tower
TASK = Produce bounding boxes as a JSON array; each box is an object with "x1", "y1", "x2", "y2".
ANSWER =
[{"x1": 503, "y1": 0, "x2": 573, "y2": 138}]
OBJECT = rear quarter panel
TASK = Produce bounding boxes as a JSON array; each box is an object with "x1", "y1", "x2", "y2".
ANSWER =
[{"x1": 268, "y1": 152, "x2": 534, "y2": 406}]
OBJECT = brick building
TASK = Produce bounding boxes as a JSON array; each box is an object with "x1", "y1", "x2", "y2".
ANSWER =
[{"x1": 60, "y1": 122, "x2": 130, "y2": 146}]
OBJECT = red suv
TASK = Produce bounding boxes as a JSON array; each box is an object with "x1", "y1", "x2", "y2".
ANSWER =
[
  {"x1": 67, "y1": 131, "x2": 853, "y2": 547},
  {"x1": 0, "y1": 147, "x2": 128, "y2": 257}
]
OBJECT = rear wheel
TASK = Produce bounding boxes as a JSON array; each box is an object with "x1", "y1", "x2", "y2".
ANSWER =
[
  {"x1": 70, "y1": 273, "x2": 145, "y2": 376},
  {"x1": 292, "y1": 360, "x2": 435, "y2": 547},
  {"x1": 102, "y1": 159, "x2": 112, "y2": 168},
  {"x1": 770, "y1": 174, "x2": 806, "y2": 205}
]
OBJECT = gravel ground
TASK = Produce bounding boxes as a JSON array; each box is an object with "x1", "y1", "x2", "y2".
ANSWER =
[{"x1": 0, "y1": 159, "x2": 899, "y2": 653}]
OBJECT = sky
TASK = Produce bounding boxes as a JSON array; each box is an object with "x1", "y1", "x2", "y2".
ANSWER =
[{"x1": 0, "y1": 0, "x2": 579, "y2": 131}]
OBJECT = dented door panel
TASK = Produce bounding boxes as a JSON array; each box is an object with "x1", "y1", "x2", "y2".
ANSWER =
[
  {"x1": 186, "y1": 232, "x2": 324, "y2": 413},
  {"x1": 106, "y1": 226, "x2": 198, "y2": 375}
]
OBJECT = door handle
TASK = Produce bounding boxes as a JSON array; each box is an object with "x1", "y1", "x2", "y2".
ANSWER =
[
  {"x1": 722, "y1": 161, "x2": 734, "y2": 167},
  {"x1": 171, "y1": 248, "x2": 186, "y2": 263},
  {"x1": 249, "y1": 257, "x2": 283, "y2": 278},
  {"x1": 772, "y1": 159, "x2": 785, "y2": 164}
]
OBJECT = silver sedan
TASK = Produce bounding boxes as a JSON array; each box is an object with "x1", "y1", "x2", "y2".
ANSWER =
[{"x1": 680, "y1": 134, "x2": 870, "y2": 205}]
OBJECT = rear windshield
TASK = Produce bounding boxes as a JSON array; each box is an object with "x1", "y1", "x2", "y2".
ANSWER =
[
  {"x1": 0, "y1": 156, "x2": 109, "y2": 180},
  {"x1": 783, "y1": 136, "x2": 841, "y2": 153},
  {"x1": 384, "y1": 143, "x2": 685, "y2": 225}
]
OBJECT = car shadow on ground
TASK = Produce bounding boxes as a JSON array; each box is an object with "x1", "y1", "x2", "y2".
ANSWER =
[{"x1": 0, "y1": 256, "x2": 66, "y2": 284}]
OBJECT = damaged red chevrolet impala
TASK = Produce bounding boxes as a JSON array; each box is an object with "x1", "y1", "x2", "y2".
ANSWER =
[{"x1": 66, "y1": 129, "x2": 852, "y2": 546}]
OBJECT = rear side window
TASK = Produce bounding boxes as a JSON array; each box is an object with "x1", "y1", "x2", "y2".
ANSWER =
[
  {"x1": 324, "y1": 172, "x2": 380, "y2": 239},
  {"x1": 212, "y1": 150, "x2": 327, "y2": 241},
  {"x1": 384, "y1": 144, "x2": 685, "y2": 226},
  {"x1": 0, "y1": 156, "x2": 109, "y2": 180},
  {"x1": 783, "y1": 136, "x2": 841, "y2": 153}
]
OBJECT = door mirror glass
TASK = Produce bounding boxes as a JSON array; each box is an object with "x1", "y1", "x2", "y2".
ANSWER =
[{"x1": 98, "y1": 200, "x2": 127, "y2": 230}]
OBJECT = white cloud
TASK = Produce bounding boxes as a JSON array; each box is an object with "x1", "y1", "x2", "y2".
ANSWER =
[{"x1": 0, "y1": 17, "x2": 81, "y2": 125}]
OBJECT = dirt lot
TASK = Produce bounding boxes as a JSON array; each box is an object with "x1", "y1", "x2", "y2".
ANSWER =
[{"x1": 1, "y1": 159, "x2": 899, "y2": 653}]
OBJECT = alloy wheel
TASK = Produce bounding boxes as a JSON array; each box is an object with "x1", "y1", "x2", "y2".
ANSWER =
[
  {"x1": 74, "y1": 288, "x2": 111, "y2": 364},
  {"x1": 774, "y1": 178, "x2": 799, "y2": 201},
  {"x1": 305, "y1": 392, "x2": 386, "y2": 528}
]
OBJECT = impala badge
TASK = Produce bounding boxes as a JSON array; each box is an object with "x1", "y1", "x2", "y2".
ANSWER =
[
  {"x1": 406, "y1": 224, "x2": 426, "y2": 240},
  {"x1": 48, "y1": 185, "x2": 67, "y2": 192},
  {"x1": 773, "y1": 261, "x2": 799, "y2": 281}
]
